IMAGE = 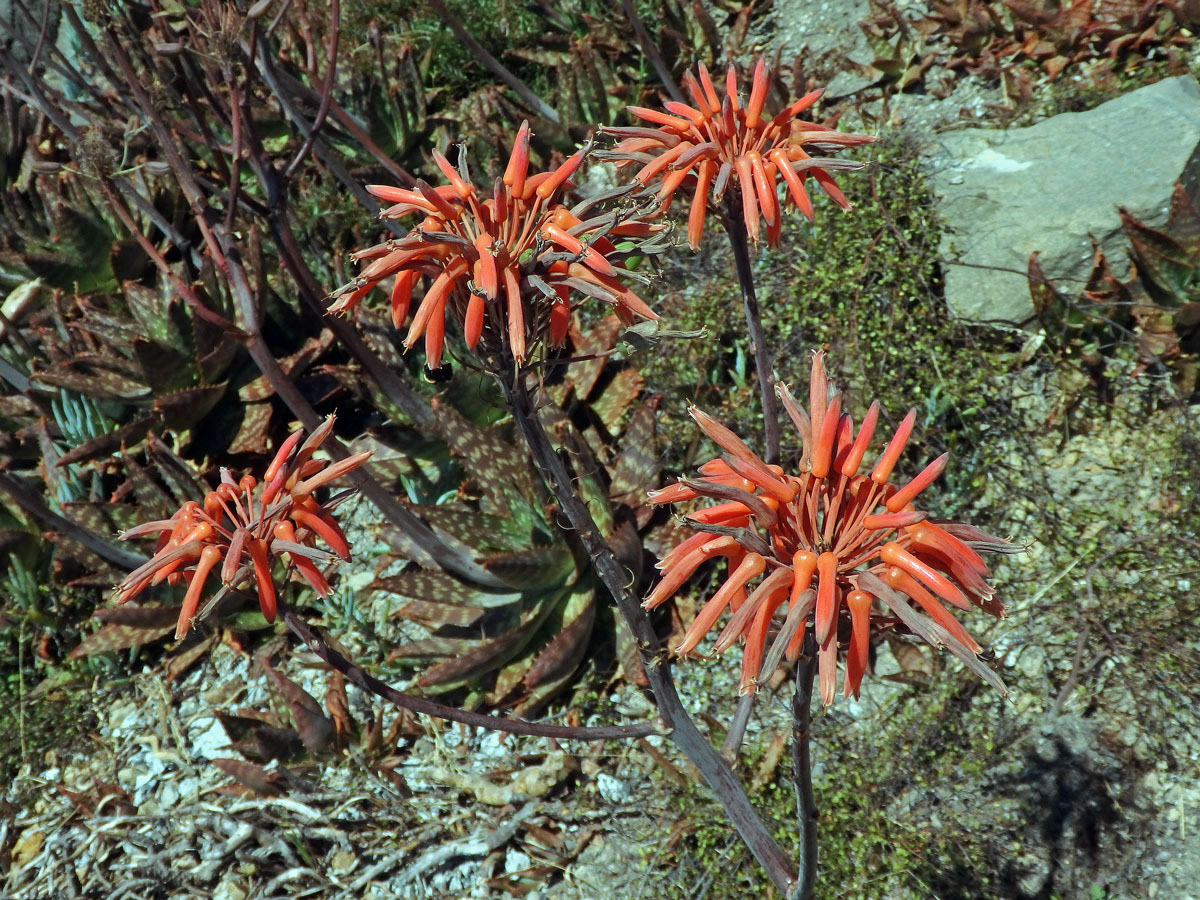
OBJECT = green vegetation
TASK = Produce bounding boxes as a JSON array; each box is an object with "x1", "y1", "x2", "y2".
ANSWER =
[{"x1": 644, "y1": 134, "x2": 1017, "y2": 513}]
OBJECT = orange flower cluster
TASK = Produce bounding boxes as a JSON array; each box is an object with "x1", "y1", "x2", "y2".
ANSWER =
[
  {"x1": 114, "y1": 417, "x2": 370, "y2": 640},
  {"x1": 329, "y1": 123, "x2": 662, "y2": 367},
  {"x1": 606, "y1": 58, "x2": 875, "y2": 249},
  {"x1": 646, "y1": 353, "x2": 1009, "y2": 705}
]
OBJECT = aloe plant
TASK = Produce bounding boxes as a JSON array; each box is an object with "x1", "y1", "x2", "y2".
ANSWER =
[
  {"x1": 374, "y1": 317, "x2": 661, "y2": 713},
  {"x1": 1030, "y1": 181, "x2": 1200, "y2": 397},
  {"x1": 1117, "y1": 182, "x2": 1200, "y2": 372}
]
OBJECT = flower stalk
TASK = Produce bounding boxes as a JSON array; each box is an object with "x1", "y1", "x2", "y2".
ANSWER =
[
  {"x1": 498, "y1": 370, "x2": 802, "y2": 896},
  {"x1": 792, "y1": 632, "x2": 819, "y2": 900},
  {"x1": 723, "y1": 205, "x2": 782, "y2": 464}
]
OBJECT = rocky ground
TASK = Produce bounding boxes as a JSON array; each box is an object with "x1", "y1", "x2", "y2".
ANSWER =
[{"x1": 4, "y1": 2, "x2": 1200, "y2": 899}]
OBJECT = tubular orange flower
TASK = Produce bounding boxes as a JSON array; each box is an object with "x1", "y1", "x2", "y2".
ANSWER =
[
  {"x1": 113, "y1": 416, "x2": 369, "y2": 639},
  {"x1": 604, "y1": 57, "x2": 877, "y2": 250},
  {"x1": 329, "y1": 127, "x2": 665, "y2": 367},
  {"x1": 645, "y1": 352, "x2": 1014, "y2": 704}
]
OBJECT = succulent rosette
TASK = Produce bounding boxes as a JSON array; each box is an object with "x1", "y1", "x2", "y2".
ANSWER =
[
  {"x1": 645, "y1": 353, "x2": 1011, "y2": 704},
  {"x1": 604, "y1": 57, "x2": 876, "y2": 249},
  {"x1": 330, "y1": 122, "x2": 665, "y2": 367},
  {"x1": 114, "y1": 416, "x2": 369, "y2": 639}
]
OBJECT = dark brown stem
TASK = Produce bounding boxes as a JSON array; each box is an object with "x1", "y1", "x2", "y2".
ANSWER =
[
  {"x1": 790, "y1": 632, "x2": 819, "y2": 900},
  {"x1": 245, "y1": 43, "x2": 436, "y2": 431},
  {"x1": 499, "y1": 371, "x2": 799, "y2": 895},
  {"x1": 721, "y1": 208, "x2": 781, "y2": 465},
  {"x1": 282, "y1": 609, "x2": 662, "y2": 740}
]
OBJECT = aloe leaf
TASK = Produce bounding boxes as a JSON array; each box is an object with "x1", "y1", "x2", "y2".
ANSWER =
[
  {"x1": 482, "y1": 545, "x2": 577, "y2": 592},
  {"x1": 153, "y1": 383, "x2": 228, "y2": 431},
  {"x1": 416, "y1": 585, "x2": 565, "y2": 688},
  {"x1": 569, "y1": 315, "x2": 622, "y2": 401},
  {"x1": 396, "y1": 598, "x2": 489, "y2": 629},
  {"x1": 118, "y1": 449, "x2": 175, "y2": 519},
  {"x1": 56, "y1": 416, "x2": 155, "y2": 467},
  {"x1": 373, "y1": 568, "x2": 519, "y2": 608},
  {"x1": 610, "y1": 394, "x2": 661, "y2": 504},
  {"x1": 68, "y1": 617, "x2": 177, "y2": 658},
  {"x1": 1120, "y1": 207, "x2": 1192, "y2": 302},
  {"x1": 60, "y1": 500, "x2": 140, "y2": 535},
  {"x1": 211, "y1": 758, "x2": 288, "y2": 796},
  {"x1": 263, "y1": 665, "x2": 336, "y2": 758},
  {"x1": 407, "y1": 503, "x2": 532, "y2": 554},
  {"x1": 523, "y1": 585, "x2": 597, "y2": 690},
  {"x1": 94, "y1": 603, "x2": 182, "y2": 628},
  {"x1": 31, "y1": 366, "x2": 150, "y2": 401},
  {"x1": 431, "y1": 399, "x2": 538, "y2": 529},
  {"x1": 226, "y1": 401, "x2": 274, "y2": 455},
  {"x1": 591, "y1": 367, "x2": 643, "y2": 433},
  {"x1": 1166, "y1": 183, "x2": 1200, "y2": 258},
  {"x1": 131, "y1": 337, "x2": 197, "y2": 394},
  {"x1": 146, "y1": 433, "x2": 208, "y2": 503},
  {"x1": 123, "y1": 284, "x2": 183, "y2": 350}
]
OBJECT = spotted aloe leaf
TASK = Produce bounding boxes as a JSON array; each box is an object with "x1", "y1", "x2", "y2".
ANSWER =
[
  {"x1": 401, "y1": 504, "x2": 533, "y2": 555},
  {"x1": 56, "y1": 416, "x2": 157, "y2": 467},
  {"x1": 1121, "y1": 184, "x2": 1200, "y2": 304},
  {"x1": 483, "y1": 546, "x2": 577, "y2": 592},
  {"x1": 562, "y1": 316, "x2": 622, "y2": 402},
  {"x1": 396, "y1": 598, "x2": 489, "y2": 629},
  {"x1": 406, "y1": 585, "x2": 565, "y2": 690},
  {"x1": 376, "y1": 318, "x2": 664, "y2": 708},
  {"x1": 153, "y1": 383, "x2": 229, "y2": 430},
  {"x1": 211, "y1": 758, "x2": 289, "y2": 796},
  {"x1": 431, "y1": 398, "x2": 539, "y2": 532},
  {"x1": 374, "y1": 568, "x2": 519, "y2": 608},
  {"x1": 31, "y1": 363, "x2": 150, "y2": 400},
  {"x1": 591, "y1": 367, "x2": 643, "y2": 434},
  {"x1": 521, "y1": 585, "x2": 598, "y2": 692},
  {"x1": 67, "y1": 603, "x2": 180, "y2": 658},
  {"x1": 610, "y1": 395, "x2": 662, "y2": 509}
]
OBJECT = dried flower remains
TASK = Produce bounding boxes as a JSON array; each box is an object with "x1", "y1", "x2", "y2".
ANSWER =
[
  {"x1": 330, "y1": 124, "x2": 666, "y2": 367},
  {"x1": 646, "y1": 353, "x2": 1011, "y2": 704},
  {"x1": 605, "y1": 57, "x2": 876, "y2": 249},
  {"x1": 114, "y1": 417, "x2": 369, "y2": 639}
]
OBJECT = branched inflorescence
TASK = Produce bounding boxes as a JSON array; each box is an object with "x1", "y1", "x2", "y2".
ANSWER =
[
  {"x1": 114, "y1": 417, "x2": 369, "y2": 639},
  {"x1": 329, "y1": 123, "x2": 666, "y2": 368},
  {"x1": 604, "y1": 58, "x2": 876, "y2": 249},
  {"x1": 646, "y1": 353, "x2": 1011, "y2": 704}
]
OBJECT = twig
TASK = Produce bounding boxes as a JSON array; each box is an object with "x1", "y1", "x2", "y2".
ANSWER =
[
  {"x1": 283, "y1": 0, "x2": 338, "y2": 178},
  {"x1": 27, "y1": 0, "x2": 52, "y2": 73},
  {"x1": 426, "y1": 0, "x2": 561, "y2": 125},
  {"x1": 0, "y1": 473, "x2": 147, "y2": 570},
  {"x1": 283, "y1": 609, "x2": 662, "y2": 740},
  {"x1": 721, "y1": 209, "x2": 781, "y2": 465},
  {"x1": 618, "y1": 0, "x2": 683, "y2": 104}
]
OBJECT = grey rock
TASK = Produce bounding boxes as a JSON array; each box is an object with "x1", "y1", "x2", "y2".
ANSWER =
[
  {"x1": 929, "y1": 76, "x2": 1200, "y2": 324},
  {"x1": 766, "y1": 0, "x2": 877, "y2": 98}
]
